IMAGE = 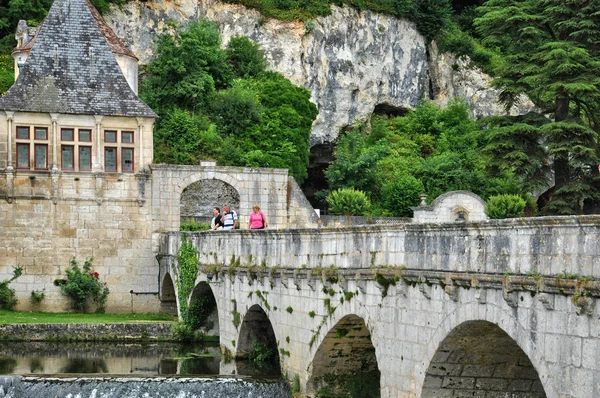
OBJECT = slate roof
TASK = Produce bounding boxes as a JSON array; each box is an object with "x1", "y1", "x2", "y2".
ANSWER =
[{"x1": 0, "y1": 0, "x2": 156, "y2": 118}]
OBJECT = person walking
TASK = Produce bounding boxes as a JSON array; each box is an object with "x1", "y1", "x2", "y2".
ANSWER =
[
  {"x1": 211, "y1": 207, "x2": 223, "y2": 230},
  {"x1": 222, "y1": 204, "x2": 239, "y2": 230},
  {"x1": 248, "y1": 204, "x2": 268, "y2": 230}
]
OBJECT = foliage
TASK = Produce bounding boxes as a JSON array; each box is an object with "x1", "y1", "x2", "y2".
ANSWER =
[
  {"x1": 323, "y1": 99, "x2": 523, "y2": 216},
  {"x1": 59, "y1": 258, "x2": 109, "y2": 313},
  {"x1": 0, "y1": 54, "x2": 13, "y2": 96},
  {"x1": 187, "y1": 292, "x2": 217, "y2": 330},
  {"x1": 485, "y1": 194, "x2": 526, "y2": 219},
  {"x1": 176, "y1": 239, "x2": 199, "y2": 326},
  {"x1": 326, "y1": 188, "x2": 371, "y2": 223},
  {"x1": 180, "y1": 218, "x2": 212, "y2": 232},
  {"x1": 29, "y1": 289, "x2": 45, "y2": 305},
  {"x1": 140, "y1": 22, "x2": 317, "y2": 184},
  {"x1": 248, "y1": 341, "x2": 276, "y2": 368},
  {"x1": 225, "y1": 36, "x2": 267, "y2": 79},
  {"x1": 0, "y1": 267, "x2": 23, "y2": 310},
  {"x1": 89, "y1": 0, "x2": 128, "y2": 14},
  {"x1": 475, "y1": 0, "x2": 600, "y2": 214}
]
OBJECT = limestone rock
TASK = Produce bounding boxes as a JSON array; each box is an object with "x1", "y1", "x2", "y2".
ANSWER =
[{"x1": 105, "y1": 0, "x2": 534, "y2": 146}]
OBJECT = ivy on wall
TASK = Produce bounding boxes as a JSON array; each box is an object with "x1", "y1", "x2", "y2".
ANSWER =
[{"x1": 176, "y1": 238, "x2": 199, "y2": 325}]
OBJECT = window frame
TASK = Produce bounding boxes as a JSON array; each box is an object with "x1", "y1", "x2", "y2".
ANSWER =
[
  {"x1": 16, "y1": 126, "x2": 30, "y2": 140},
  {"x1": 121, "y1": 131, "x2": 134, "y2": 144},
  {"x1": 34, "y1": 144, "x2": 48, "y2": 170},
  {"x1": 61, "y1": 128, "x2": 75, "y2": 142},
  {"x1": 78, "y1": 129, "x2": 92, "y2": 142},
  {"x1": 61, "y1": 145, "x2": 75, "y2": 171},
  {"x1": 79, "y1": 146, "x2": 92, "y2": 171},
  {"x1": 34, "y1": 127, "x2": 48, "y2": 141},
  {"x1": 104, "y1": 146, "x2": 118, "y2": 172},
  {"x1": 16, "y1": 143, "x2": 30, "y2": 169},
  {"x1": 121, "y1": 147, "x2": 134, "y2": 173},
  {"x1": 104, "y1": 130, "x2": 117, "y2": 143}
]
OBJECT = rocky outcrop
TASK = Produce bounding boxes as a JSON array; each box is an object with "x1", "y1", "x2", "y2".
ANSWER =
[{"x1": 105, "y1": 0, "x2": 534, "y2": 146}]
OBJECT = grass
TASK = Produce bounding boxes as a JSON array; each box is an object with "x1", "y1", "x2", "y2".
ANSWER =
[{"x1": 0, "y1": 310, "x2": 176, "y2": 324}]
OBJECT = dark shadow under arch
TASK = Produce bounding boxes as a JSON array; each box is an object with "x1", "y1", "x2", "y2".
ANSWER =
[
  {"x1": 422, "y1": 320, "x2": 546, "y2": 397},
  {"x1": 160, "y1": 273, "x2": 177, "y2": 316},
  {"x1": 180, "y1": 179, "x2": 240, "y2": 224},
  {"x1": 308, "y1": 314, "x2": 380, "y2": 397},
  {"x1": 188, "y1": 282, "x2": 219, "y2": 335},
  {"x1": 236, "y1": 304, "x2": 280, "y2": 377}
]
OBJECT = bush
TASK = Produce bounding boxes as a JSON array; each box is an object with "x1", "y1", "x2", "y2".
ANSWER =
[
  {"x1": 485, "y1": 194, "x2": 526, "y2": 219},
  {"x1": 225, "y1": 36, "x2": 267, "y2": 79},
  {"x1": 59, "y1": 258, "x2": 109, "y2": 313},
  {"x1": 30, "y1": 289, "x2": 45, "y2": 305},
  {"x1": 180, "y1": 218, "x2": 212, "y2": 232},
  {"x1": 326, "y1": 188, "x2": 371, "y2": 224},
  {"x1": 187, "y1": 293, "x2": 217, "y2": 330},
  {"x1": 380, "y1": 174, "x2": 424, "y2": 217},
  {"x1": 0, "y1": 267, "x2": 23, "y2": 310}
]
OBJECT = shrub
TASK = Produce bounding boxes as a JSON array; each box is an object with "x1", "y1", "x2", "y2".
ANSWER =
[
  {"x1": 225, "y1": 36, "x2": 267, "y2": 79},
  {"x1": 0, "y1": 267, "x2": 23, "y2": 310},
  {"x1": 30, "y1": 289, "x2": 45, "y2": 305},
  {"x1": 248, "y1": 341, "x2": 276, "y2": 368},
  {"x1": 180, "y1": 218, "x2": 211, "y2": 232},
  {"x1": 380, "y1": 174, "x2": 424, "y2": 217},
  {"x1": 326, "y1": 188, "x2": 371, "y2": 224},
  {"x1": 59, "y1": 258, "x2": 109, "y2": 313},
  {"x1": 485, "y1": 194, "x2": 526, "y2": 219},
  {"x1": 187, "y1": 293, "x2": 217, "y2": 330}
]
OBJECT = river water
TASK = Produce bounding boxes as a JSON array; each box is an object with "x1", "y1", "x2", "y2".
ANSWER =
[{"x1": 0, "y1": 341, "x2": 290, "y2": 398}]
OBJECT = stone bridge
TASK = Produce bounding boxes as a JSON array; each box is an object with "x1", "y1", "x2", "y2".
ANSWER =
[{"x1": 157, "y1": 216, "x2": 600, "y2": 398}]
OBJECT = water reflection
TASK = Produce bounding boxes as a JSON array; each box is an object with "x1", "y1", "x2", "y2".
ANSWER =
[{"x1": 0, "y1": 341, "x2": 222, "y2": 376}]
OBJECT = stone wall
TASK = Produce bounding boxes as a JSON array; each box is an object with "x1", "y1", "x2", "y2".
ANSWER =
[{"x1": 0, "y1": 164, "x2": 316, "y2": 313}]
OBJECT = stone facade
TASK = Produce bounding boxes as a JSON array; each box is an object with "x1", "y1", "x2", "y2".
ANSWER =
[
  {"x1": 0, "y1": 164, "x2": 317, "y2": 313},
  {"x1": 412, "y1": 190, "x2": 488, "y2": 224},
  {"x1": 159, "y1": 215, "x2": 600, "y2": 397}
]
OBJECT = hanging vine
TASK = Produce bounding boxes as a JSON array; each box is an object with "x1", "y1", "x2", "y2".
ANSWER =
[{"x1": 176, "y1": 238, "x2": 199, "y2": 325}]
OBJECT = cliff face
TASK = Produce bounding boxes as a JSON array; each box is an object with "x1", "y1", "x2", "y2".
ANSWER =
[{"x1": 105, "y1": 0, "x2": 533, "y2": 146}]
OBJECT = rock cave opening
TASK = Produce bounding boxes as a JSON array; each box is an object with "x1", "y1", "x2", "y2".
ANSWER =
[
  {"x1": 422, "y1": 320, "x2": 546, "y2": 397},
  {"x1": 308, "y1": 314, "x2": 380, "y2": 397}
]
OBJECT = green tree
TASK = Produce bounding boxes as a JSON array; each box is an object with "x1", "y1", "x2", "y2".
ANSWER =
[
  {"x1": 140, "y1": 20, "x2": 233, "y2": 113},
  {"x1": 485, "y1": 194, "x2": 526, "y2": 219},
  {"x1": 326, "y1": 188, "x2": 371, "y2": 224},
  {"x1": 225, "y1": 36, "x2": 267, "y2": 79},
  {"x1": 475, "y1": 0, "x2": 600, "y2": 213}
]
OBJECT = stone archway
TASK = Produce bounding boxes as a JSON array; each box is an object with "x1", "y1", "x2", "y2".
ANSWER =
[
  {"x1": 308, "y1": 314, "x2": 380, "y2": 397},
  {"x1": 180, "y1": 179, "x2": 240, "y2": 224},
  {"x1": 160, "y1": 273, "x2": 177, "y2": 316},
  {"x1": 422, "y1": 320, "x2": 546, "y2": 397},
  {"x1": 236, "y1": 304, "x2": 280, "y2": 376},
  {"x1": 187, "y1": 282, "x2": 219, "y2": 336}
]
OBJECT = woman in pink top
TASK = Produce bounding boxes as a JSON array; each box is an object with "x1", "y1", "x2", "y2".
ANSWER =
[{"x1": 248, "y1": 204, "x2": 268, "y2": 229}]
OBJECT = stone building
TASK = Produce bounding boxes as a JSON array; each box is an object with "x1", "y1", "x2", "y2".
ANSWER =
[{"x1": 0, "y1": 0, "x2": 317, "y2": 313}]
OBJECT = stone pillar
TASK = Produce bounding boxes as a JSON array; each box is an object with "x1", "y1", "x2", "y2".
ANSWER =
[
  {"x1": 137, "y1": 117, "x2": 144, "y2": 171},
  {"x1": 5, "y1": 111, "x2": 14, "y2": 171},
  {"x1": 93, "y1": 115, "x2": 103, "y2": 172},
  {"x1": 50, "y1": 113, "x2": 59, "y2": 172}
]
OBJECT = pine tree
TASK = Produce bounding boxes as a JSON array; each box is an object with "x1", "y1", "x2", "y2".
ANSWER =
[{"x1": 475, "y1": 0, "x2": 600, "y2": 214}]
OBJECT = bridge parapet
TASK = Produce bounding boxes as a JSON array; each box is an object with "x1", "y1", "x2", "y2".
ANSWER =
[{"x1": 159, "y1": 215, "x2": 600, "y2": 278}]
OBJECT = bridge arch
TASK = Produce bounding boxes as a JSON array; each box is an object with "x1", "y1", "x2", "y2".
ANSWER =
[
  {"x1": 419, "y1": 299, "x2": 550, "y2": 397},
  {"x1": 159, "y1": 272, "x2": 177, "y2": 316},
  {"x1": 236, "y1": 304, "x2": 280, "y2": 376},
  {"x1": 307, "y1": 313, "x2": 380, "y2": 397},
  {"x1": 187, "y1": 281, "x2": 219, "y2": 335}
]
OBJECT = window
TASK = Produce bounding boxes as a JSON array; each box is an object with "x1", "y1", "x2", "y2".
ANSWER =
[
  {"x1": 79, "y1": 146, "x2": 92, "y2": 171},
  {"x1": 35, "y1": 127, "x2": 48, "y2": 140},
  {"x1": 122, "y1": 148, "x2": 134, "y2": 173},
  {"x1": 61, "y1": 128, "x2": 74, "y2": 141},
  {"x1": 104, "y1": 131, "x2": 117, "y2": 143},
  {"x1": 16, "y1": 126, "x2": 29, "y2": 139},
  {"x1": 61, "y1": 146, "x2": 74, "y2": 170},
  {"x1": 34, "y1": 144, "x2": 48, "y2": 170},
  {"x1": 105, "y1": 147, "x2": 117, "y2": 172},
  {"x1": 79, "y1": 129, "x2": 92, "y2": 142},
  {"x1": 16, "y1": 144, "x2": 29, "y2": 169},
  {"x1": 121, "y1": 131, "x2": 134, "y2": 144}
]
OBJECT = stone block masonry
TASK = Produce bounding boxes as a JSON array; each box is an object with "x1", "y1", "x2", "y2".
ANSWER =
[{"x1": 0, "y1": 164, "x2": 317, "y2": 313}]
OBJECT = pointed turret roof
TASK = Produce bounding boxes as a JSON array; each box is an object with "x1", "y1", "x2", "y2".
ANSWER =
[{"x1": 0, "y1": 0, "x2": 156, "y2": 118}]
